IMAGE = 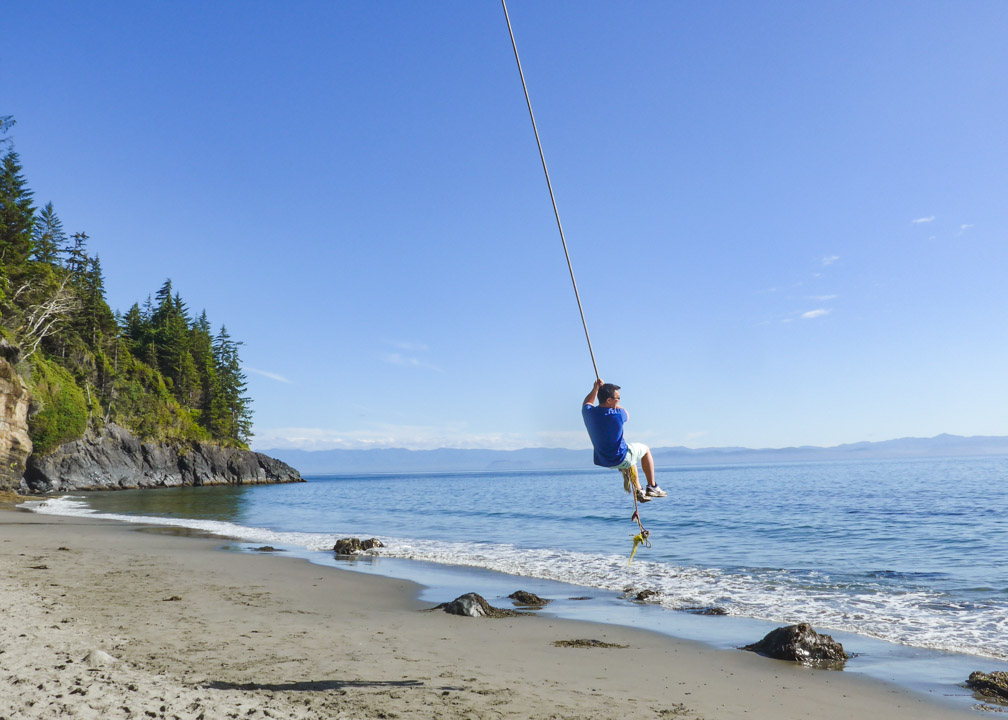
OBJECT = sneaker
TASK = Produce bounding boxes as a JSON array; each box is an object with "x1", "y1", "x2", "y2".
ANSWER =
[
  {"x1": 645, "y1": 485, "x2": 667, "y2": 498},
  {"x1": 635, "y1": 489, "x2": 652, "y2": 503}
]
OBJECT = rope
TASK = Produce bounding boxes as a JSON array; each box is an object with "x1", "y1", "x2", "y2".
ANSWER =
[
  {"x1": 502, "y1": 2, "x2": 651, "y2": 562},
  {"x1": 501, "y1": 0, "x2": 599, "y2": 381},
  {"x1": 623, "y1": 466, "x2": 651, "y2": 564}
]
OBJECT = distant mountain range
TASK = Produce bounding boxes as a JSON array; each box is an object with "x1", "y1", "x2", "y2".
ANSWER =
[{"x1": 258, "y1": 434, "x2": 1008, "y2": 476}]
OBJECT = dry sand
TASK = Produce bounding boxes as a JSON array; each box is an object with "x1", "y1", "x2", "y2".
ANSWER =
[{"x1": 1, "y1": 507, "x2": 980, "y2": 719}]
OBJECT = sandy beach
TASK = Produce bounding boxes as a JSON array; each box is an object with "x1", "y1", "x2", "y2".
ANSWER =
[{"x1": 1, "y1": 506, "x2": 979, "y2": 720}]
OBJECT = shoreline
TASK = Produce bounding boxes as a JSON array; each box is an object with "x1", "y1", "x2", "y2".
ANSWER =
[{"x1": 1, "y1": 506, "x2": 991, "y2": 719}]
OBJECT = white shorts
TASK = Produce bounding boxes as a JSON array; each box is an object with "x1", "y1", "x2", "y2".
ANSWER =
[{"x1": 614, "y1": 442, "x2": 649, "y2": 470}]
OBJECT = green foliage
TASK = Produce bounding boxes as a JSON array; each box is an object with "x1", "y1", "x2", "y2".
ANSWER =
[
  {"x1": 27, "y1": 355, "x2": 88, "y2": 456},
  {"x1": 106, "y1": 347, "x2": 209, "y2": 442},
  {"x1": 0, "y1": 114, "x2": 254, "y2": 452}
]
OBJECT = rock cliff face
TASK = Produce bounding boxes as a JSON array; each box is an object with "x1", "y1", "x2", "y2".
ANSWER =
[
  {"x1": 22, "y1": 423, "x2": 302, "y2": 494},
  {"x1": 0, "y1": 351, "x2": 33, "y2": 492}
]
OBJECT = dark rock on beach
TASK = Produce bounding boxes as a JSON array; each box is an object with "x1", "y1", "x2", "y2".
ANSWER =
[
  {"x1": 967, "y1": 671, "x2": 1008, "y2": 702},
  {"x1": 333, "y1": 537, "x2": 384, "y2": 555},
  {"x1": 622, "y1": 585, "x2": 662, "y2": 603},
  {"x1": 432, "y1": 593, "x2": 518, "y2": 618},
  {"x1": 21, "y1": 423, "x2": 301, "y2": 494},
  {"x1": 743, "y1": 623, "x2": 849, "y2": 668},
  {"x1": 631, "y1": 588, "x2": 660, "y2": 603},
  {"x1": 508, "y1": 590, "x2": 551, "y2": 607}
]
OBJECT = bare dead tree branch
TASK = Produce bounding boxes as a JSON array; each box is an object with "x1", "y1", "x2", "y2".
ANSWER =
[{"x1": 16, "y1": 274, "x2": 79, "y2": 361}]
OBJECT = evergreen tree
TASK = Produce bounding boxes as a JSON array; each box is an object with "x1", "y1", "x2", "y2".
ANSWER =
[
  {"x1": 121, "y1": 303, "x2": 146, "y2": 344},
  {"x1": 65, "y1": 231, "x2": 89, "y2": 279},
  {"x1": 0, "y1": 149, "x2": 36, "y2": 268},
  {"x1": 213, "y1": 325, "x2": 253, "y2": 445},
  {"x1": 150, "y1": 279, "x2": 191, "y2": 398},
  {"x1": 0, "y1": 115, "x2": 14, "y2": 150},
  {"x1": 189, "y1": 309, "x2": 217, "y2": 421},
  {"x1": 80, "y1": 256, "x2": 116, "y2": 348},
  {"x1": 152, "y1": 279, "x2": 173, "y2": 323},
  {"x1": 177, "y1": 350, "x2": 201, "y2": 408},
  {"x1": 32, "y1": 202, "x2": 66, "y2": 265},
  {"x1": 195, "y1": 309, "x2": 211, "y2": 335},
  {"x1": 141, "y1": 294, "x2": 154, "y2": 321}
]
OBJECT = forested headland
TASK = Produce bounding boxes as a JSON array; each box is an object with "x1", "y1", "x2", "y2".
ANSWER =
[{"x1": 0, "y1": 115, "x2": 253, "y2": 456}]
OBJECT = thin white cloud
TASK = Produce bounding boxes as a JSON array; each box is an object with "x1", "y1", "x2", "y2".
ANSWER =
[
  {"x1": 388, "y1": 340, "x2": 429, "y2": 352},
  {"x1": 958, "y1": 224, "x2": 973, "y2": 236},
  {"x1": 383, "y1": 352, "x2": 443, "y2": 372},
  {"x1": 382, "y1": 340, "x2": 441, "y2": 372},
  {"x1": 248, "y1": 368, "x2": 292, "y2": 384},
  {"x1": 821, "y1": 255, "x2": 840, "y2": 266},
  {"x1": 809, "y1": 294, "x2": 838, "y2": 301},
  {"x1": 911, "y1": 216, "x2": 935, "y2": 224},
  {"x1": 801, "y1": 308, "x2": 830, "y2": 320}
]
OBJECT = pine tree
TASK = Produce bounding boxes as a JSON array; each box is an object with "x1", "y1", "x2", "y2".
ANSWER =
[
  {"x1": 150, "y1": 280, "x2": 191, "y2": 398},
  {"x1": 190, "y1": 309, "x2": 217, "y2": 421},
  {"x1": 141, "y1": 294, "x2": 154, "y2": 321},
  {"x1": 65, "y1": 232, "x2": 90, "y2": 279},
  {"x1": 0, "y1": 149, "x2": 36, "y2": 268},
  {"x1": 32, "y1": 202, "x2": 66, "y2": 265},
  {"x1": 0, "y1": 116, "x2": 14, "y2": 151},
  {"x1": 213, "y1": 325, "x2": 253, "y2": 445},
  {"x1": 152, "y1": 279, "x2": 173, "y2": 323},
  {"x1": 195, "y1": 309, "x2": 211, "y2": 335},
  {"x1": 121, "y1": 302, "x2": 148, "y2": 347},
  {"x1": 81, "y1": 256, "x2": 116, "y2": 348},
  {"x1": 177, "y1": 350, "x2": 200, "y2": 408}
]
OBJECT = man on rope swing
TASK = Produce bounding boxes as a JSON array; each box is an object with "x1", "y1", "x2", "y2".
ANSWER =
[{"x1": 582, "y1": 379, "x2": 667, "y2": 502}]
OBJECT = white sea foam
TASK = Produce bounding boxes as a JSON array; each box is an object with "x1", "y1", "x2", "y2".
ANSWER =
[
  {"x1": 25, "y1": 496, "x2": 341, "y2": 552},
  {"x1": 27, "y1": 495, "x2": 1008, "y2": 660}
]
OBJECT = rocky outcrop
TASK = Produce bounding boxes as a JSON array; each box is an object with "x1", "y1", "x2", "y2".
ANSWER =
[
  {"x1": 21, "y1": 422, "x2": 302, "y2": 493},
  {"x1": 0, "y1": 350, "x2": 32, "y2": 492},
  {"x1": 742, "y1": 623, "x2": 849, "y2": 668},
  {"x1": 967, "y1": 671, "x2": 1008, "y2": 702}
]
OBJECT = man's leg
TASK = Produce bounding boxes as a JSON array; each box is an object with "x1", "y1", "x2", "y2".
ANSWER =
[{"x1": 641, "y1": 449, "x2": 657, "y2": 488}]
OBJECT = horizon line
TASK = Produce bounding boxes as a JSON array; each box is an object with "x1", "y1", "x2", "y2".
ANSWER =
[{"x1": 254, "y1": 432, "x2": 1008, "y2": 454}]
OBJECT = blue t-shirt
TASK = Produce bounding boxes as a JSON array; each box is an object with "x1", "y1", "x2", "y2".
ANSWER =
[{"x1": 582, "y1": 403, "x2": 628, "y2": 468}]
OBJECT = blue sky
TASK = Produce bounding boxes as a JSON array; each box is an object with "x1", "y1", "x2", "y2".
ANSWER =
[{"x1": 5, "y1": 1, "x2": 1007, "y2": 451}]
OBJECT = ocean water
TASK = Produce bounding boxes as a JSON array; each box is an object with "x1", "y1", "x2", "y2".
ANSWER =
[{"x1": 26, "y1": 456, "x2": 1008, "y2": 669}]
